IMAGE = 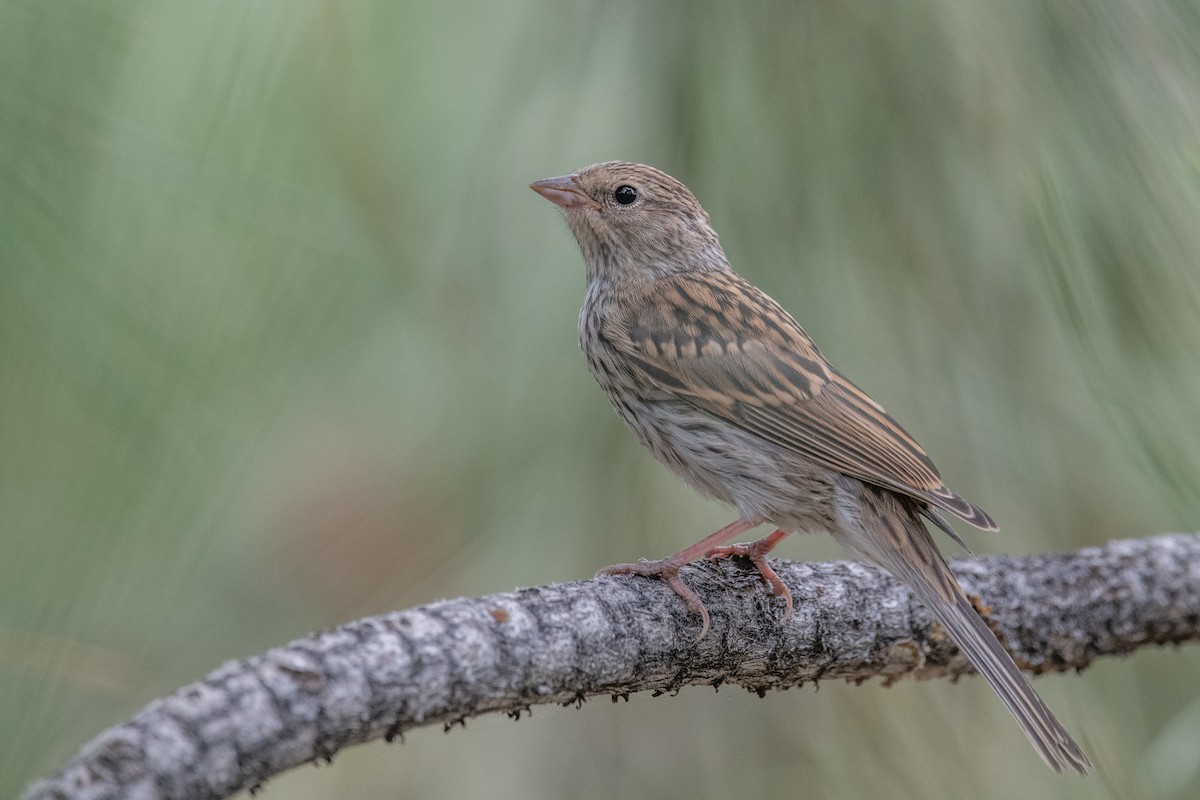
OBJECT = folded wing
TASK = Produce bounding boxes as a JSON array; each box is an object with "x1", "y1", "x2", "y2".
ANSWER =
[{"x1": 610, "y1": 270, "x2": 997, "y2": 531}]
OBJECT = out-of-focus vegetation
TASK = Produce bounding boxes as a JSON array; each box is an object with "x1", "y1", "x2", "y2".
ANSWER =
[{"x1": 4, "y1": 2, "x2": 1200, "y2": 798}]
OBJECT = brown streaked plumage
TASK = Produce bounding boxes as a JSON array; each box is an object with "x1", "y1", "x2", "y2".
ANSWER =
[{"x1": 530, "y1": 161, "x2": 1091, "y2": 774}]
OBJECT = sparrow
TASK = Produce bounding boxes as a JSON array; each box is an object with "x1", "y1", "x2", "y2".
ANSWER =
[{"x1": 530, "y1": 162, "x2": 1091, "y2": 774}]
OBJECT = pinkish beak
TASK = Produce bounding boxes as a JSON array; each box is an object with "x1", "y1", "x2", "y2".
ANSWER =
[{"x1": 529, "y1": 174, "x2": 600, "y2": 210}]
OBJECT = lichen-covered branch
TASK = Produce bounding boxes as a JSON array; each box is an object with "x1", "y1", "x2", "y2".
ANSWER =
[{"x1": 23, "y1": 533, "x2": 1200, "y2": 800}]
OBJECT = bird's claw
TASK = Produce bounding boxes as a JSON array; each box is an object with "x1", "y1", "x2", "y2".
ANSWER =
[
  {"x1": 705, "y1": 531, "x2": 793, "y2": 623},
  {"x1": 595, "y1": 557, "x2": 712, "y2": 639}
]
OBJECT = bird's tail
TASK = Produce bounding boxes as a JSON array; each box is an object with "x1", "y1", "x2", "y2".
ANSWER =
[{"x1": 843, "y1": 485, "x2": 1092, "y2": 774}]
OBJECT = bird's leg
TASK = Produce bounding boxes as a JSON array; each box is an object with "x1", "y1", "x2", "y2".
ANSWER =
[
  {"x1": 705, "y1": 528, "x2": 793, "y2": 622},
  {"x1": 595, "y1": 517, "x2": 762, "y2": 638}
]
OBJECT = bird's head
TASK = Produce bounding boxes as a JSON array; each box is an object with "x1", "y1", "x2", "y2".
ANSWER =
[{"x1": 530, "y1": 162, "x2": 728, "y2": 284}]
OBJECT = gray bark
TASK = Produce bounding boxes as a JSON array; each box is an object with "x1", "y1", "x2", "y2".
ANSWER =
[{"x1": 22, "y1": 532, "x2": 1200, "y2": 800}]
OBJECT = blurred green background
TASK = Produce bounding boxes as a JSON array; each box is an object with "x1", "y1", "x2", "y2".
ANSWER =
[{"x1": 4, "y1": 1, "x2": 1200, "y2": 798}]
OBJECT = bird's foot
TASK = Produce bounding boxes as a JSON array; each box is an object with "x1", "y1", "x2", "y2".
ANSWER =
[
  {"x1": 594, "y1": 518, "x2": 765, "y2": 639},
  {"x1": 705, "y1": 529, "x2": 793, "y2": 622},
  {"x1": 596, "y1": 556, "x2": 713, "y2": 638}
]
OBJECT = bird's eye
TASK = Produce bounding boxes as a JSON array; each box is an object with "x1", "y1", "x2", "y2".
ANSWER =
[{"x1": 613, "y1": 185, "x2": 638, "y2": 205}]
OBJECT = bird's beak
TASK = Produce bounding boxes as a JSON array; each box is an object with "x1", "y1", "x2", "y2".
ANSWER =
[{"x1": 529, "y1": 174, "x2": 600, "y2": 210}]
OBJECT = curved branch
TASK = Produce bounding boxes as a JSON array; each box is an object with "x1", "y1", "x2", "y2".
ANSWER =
[{"x1": 23, "y1": 533, "x2": 1200, "y2": 800}]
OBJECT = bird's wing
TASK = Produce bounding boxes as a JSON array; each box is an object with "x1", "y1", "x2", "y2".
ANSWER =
[{"x1": 608, "y1": 270, "x2": 996, "y2": 530}]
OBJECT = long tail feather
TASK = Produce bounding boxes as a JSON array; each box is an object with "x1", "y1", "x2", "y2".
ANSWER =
[{"x1": 843, "y1": 485, "x2": 1092, "y2": 774}]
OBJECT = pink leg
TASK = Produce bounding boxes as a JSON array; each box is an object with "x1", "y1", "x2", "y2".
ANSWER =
[
  {"x1": 706, "y1": 529, "x2": 793, "y2": 622},
  {"x1": 596, "y1": 517, "x2": 762, "y2": 638}
]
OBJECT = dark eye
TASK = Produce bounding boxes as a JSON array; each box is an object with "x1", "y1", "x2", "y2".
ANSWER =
[{"x1": 613, "y1": 185, "x2": 638, "y2": 205}]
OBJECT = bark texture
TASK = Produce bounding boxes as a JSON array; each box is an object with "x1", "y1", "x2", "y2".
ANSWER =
[{"x1": 23, "y1": 533, "x2": 1200, "y2": 800}]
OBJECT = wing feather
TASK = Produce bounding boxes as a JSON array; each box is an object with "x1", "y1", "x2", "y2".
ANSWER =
[{"x1": 611, "y1": 271, "x2": 997, "y2": 531}]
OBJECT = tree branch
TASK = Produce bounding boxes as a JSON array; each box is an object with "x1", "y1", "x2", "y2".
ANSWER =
[{"x1": 23, "y1": 533, "x2": 1200, "y2": 800}]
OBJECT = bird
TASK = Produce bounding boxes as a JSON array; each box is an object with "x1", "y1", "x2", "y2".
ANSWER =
[{"x1": 529, "y1": 161, "x2": 1092, "y2": 774}]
